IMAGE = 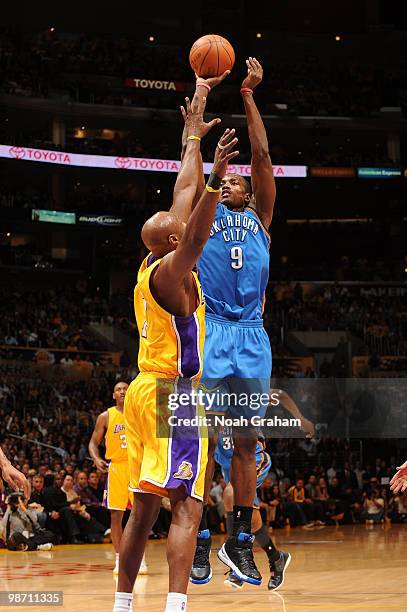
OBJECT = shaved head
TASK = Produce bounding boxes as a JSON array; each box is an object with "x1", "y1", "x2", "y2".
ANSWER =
[{"x1": 141, "y1": 211, "x2": 185, "y2": 258}]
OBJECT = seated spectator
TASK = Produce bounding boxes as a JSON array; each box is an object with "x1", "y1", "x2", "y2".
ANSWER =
[
  {"x1": 389, "y1": 492, "x2": 407, "y2": 523},
  {"x1": 42, "y1": 473, "x2": 82, "y2": 544},
  {"x1": 280, "y1": 480, "x2": 311, "y2": 528},
  {"x1": 288, "y1": 478, "x2": 325, "y2": 526},
  {"x1": 361, "y1": 489, "x2": 385, "y2": 524},
  {"x1": 27, "y1": 475, "x2": 47, "y2": 528},
  {"x1": 61, "y1": 474, "x2": 107, "y2": 543},
  {"x1": 259, "y1": 481, "x2": 283, "y2": 528},
  {"x1": 0, "y1": 492, "x2": 55, "y2": 551},
  {"x1": 87, "y1": 471, "x2": 105, "y2": 503},
  {"x1": 74, "y1": 471, "x2": 110, "y2": 528}
]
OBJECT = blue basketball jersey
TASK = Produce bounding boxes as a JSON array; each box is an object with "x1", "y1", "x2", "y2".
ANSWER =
[
  {"x1": 198, "y1": 204, "x2": 270, "y2": 321},
  {"x1": 215, "y1": 427, "x2": 268, "y2": 473}
]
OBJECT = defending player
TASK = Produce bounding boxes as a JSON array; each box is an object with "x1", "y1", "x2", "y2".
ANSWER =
[
  {"x1": 188, "y1": 57, "x2": 277, "y2": 586},
  {"x1": 88, "y1": 381, "x2": 147, "y2": 576},
  {"x1": 113, "y1": 93, "x2": 239, "y2": 612}
]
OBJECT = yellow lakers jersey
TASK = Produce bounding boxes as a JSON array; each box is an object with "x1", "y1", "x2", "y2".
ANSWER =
[
  {"x1": 105, "y1": 407, "x2": 128, "y2": 463},
  {"x1": 134, "y1": 254, "x2": 206, "y2": 379}
]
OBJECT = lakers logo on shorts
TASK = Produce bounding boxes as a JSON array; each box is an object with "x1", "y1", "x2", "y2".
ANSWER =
[{"x1": 173, "y1": 461, "x2": 193, "y2": 480}]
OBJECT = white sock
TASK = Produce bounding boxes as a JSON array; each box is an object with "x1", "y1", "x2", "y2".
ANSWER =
[
  {"x1": 113, "y1": 591, "x2": 132, "y2": 612},
  {"x1": 115, "y1": 553, "x2": 119, "y2": 564},
  {"x1": 165, "y1": 592, "x2": 187, "y2": 612}
]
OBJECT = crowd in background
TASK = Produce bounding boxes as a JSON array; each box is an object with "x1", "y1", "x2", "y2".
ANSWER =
[
  {"x1": 270, "y1": 283, "x2": 407, "y2": 356},
  {"x1": 1, "y1": 29, "x2": 406, "y2": 118},
  {"x1": 0, "y1": 286, "x2": 117, "y2": 357},
  {"x1": 1, "y1": 388, "x2": 406, "y2": 548}
]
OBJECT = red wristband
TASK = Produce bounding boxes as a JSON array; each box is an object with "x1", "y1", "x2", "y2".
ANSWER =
[
  {"x1": 240, "y1": 87, "x2": 254, "y2": 95},
  {"x1": 197, "y1": 82, "x2": 211, "y2": 92}
]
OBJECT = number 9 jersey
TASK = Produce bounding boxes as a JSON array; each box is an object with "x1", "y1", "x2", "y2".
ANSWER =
[
  {"x1": 197, "y1": 203, "x2": 272, "y2": 417},
  {"x1": 198, "y1": 204, "x2": 270, "y2": 321}
]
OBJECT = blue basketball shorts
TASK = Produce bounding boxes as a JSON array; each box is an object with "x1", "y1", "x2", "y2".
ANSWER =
[{"x1": 201, "y1": 313, "x2": 272, "y2": 419}]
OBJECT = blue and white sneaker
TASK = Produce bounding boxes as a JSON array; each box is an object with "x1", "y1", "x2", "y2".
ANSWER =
[{"x1": 218, "y1": 532, "x2": 262, "y2": 585}]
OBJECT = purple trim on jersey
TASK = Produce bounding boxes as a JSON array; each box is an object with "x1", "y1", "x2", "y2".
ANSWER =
[
  {"x1": 165, "y1": 381, "x2": 200, "y2": 497},
  {"x1": 172, "y1": 314, "x2": 200, "y2": 378},
  {"x1": 102, "y1": 466, "x2": 110, "y2": 509},
  {"x1": 147, "y1": 253, "x2": 156, "y2": 267}
]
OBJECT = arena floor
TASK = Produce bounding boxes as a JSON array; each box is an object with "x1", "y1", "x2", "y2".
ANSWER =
[{"x1": 1, "y1": 525, "x2": 406, "y2": 611}]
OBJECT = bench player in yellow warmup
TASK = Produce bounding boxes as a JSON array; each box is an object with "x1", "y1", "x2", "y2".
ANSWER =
[
  {"x1": 89, "y1": 381, "x2": 147, "y2": 576},
  {"x1": 113, "y1": 81, "x2": 238, "y2": 612}
]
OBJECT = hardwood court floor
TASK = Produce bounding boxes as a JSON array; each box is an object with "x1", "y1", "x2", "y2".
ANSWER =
[{"x1": 1, "y1": 524, "x2": 407, "y2": 611}]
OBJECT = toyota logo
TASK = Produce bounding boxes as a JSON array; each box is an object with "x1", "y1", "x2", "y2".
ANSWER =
[
  {"x1": 9, "y1": 146, "x2": 26, "y2": 159},
  {"x1": 114, "y1": 157, "x2": 131, "y2": 169}
]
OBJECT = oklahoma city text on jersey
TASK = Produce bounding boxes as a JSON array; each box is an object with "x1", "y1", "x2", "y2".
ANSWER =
[{"x1": 210, "y1": 213, "x2": 260, "y2": 242}]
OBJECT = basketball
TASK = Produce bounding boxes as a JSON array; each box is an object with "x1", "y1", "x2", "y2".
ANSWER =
[{"x1": 189, "y1": 34, "x2": 235, "y2": 78}]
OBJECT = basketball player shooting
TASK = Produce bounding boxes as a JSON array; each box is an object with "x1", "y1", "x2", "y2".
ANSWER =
[
  {"x1": 187, "y1": 57, "x2": 280, "y2": 587},
  {"x1": 88, "y1": 381, "x2": 148, "y2": 576},
  {"x1": 113, "y1": 92, "x2": 238, "y2": 612}
]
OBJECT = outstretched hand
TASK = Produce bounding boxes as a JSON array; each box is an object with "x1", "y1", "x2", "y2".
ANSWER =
[
  {"x1": 212, "y1": 129, "x2": 239, "y2": 178},
  {"x1": 390, "y1": 461, "x2": 407, "y2": 494},
  {"x1": 180, "y1": 94, "x2": 221, "y2": 141},
  {"x1": 2, "y1": 462, "x2": 31, "y2": 501},
  {"x1": 213, "y1": 127, "x2": 236, "y2": 168},
  {"x1": 196, "y1": 70, "x2": 230, "y2": 90},
  {"x1": 241, "y1": 57, "x2": 263, "y2": 90}
]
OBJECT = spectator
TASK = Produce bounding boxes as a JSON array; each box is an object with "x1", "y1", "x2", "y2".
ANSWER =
[
  {"x1": 42, "y1": 473, "x2": 82, "y2": 544},
  {"x1": 288, "y1": 478, "x2": 325, "y2": 526},
  {"x1": 87, "y1": 471, "x2": 105, "y2": 503},
  {"x1": 361, "y1": 489, "x2": 385, "y2": 524},
  {"x1": 0, "y1": 492, "x2": 55, "y2": 551},
  {"x1": 74, "y1": 471, "x2": 110, "y2": 528}
]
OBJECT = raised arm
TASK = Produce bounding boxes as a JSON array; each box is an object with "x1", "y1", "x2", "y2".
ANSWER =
[
  {"x1": 272, "y1": 389, "x2": 315, "y2": 437},
  {"x1": 174, "y1": 72, "x2": 230, "y2": 222},
  {"x1": 153, "y1": 131, "x2": 238, "y2": 313},
  {"x1": 241, "y1": 57, "x2": 276, "y2": 229},
  {"x1": 88, "y1": 411, "x2": 109, "y2": 473}
]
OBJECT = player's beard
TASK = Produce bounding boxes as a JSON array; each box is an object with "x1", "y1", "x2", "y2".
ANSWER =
[{"x1": 222, "y1": 196, "x2": 245, "y2": 211}]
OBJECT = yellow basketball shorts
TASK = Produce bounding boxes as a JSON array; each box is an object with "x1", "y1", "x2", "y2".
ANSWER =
[
  {"x1": 103, "y1": 461, "x2": 133, "y2": 511},
  {"x1": 124, "y1": 373, "x2": 208, "y2": 501}
]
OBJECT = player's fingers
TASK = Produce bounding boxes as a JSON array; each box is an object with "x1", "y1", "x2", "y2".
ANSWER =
[
  {"x1": 185, "y1": 97, "x2": 192, "y2": 114},
  {"x1": 23, "y1": 479, "x2": 31, "y2": 501},
  {"x1": 8, "y1": 477, "x2": 19, "y2": 492},
  {"x1": 223, "y1": 136, "x2": 238, "y2": 150},
  {"x1": 221, "y1": 140, "x2": 239, "y2": 159},
  {"x1": 219, "y1": 128, "x2": 236, "y2": 146},
  {"x1": 199, "y1": 94, "x2": 208, "y2": 113},
  {"x1": 224, "y1": 150, "x2": 239, "y2": 162},
  {"x1": 219, "y1": 70, "x2": 231, "y2": 81},
  {"x1": 180, "y1": 106, "x2": 187, "y2": 121},
  {"x1": 219, "y1": 127, "x2": 231, "y2": 139},
  {"x1": 207, "y1": 117, "x2": 221, "y2": 129}
]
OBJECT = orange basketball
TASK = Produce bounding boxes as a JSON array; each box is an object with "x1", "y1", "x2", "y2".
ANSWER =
[{"x1": 189, "y1": 34, "x2": 235, "y2": 78}]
